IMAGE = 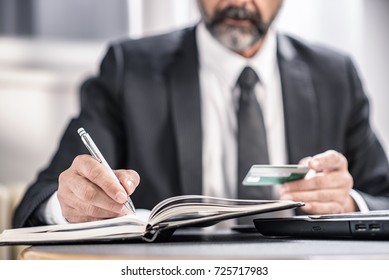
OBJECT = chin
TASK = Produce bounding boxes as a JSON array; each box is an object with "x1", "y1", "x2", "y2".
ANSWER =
[{"x1": 213, "y1": 26, "x2": 261, "y2": 52}]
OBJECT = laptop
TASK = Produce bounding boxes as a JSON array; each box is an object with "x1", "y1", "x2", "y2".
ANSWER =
[{"x1": 253, "y1": 211, "x2": 389, "y2": 239}]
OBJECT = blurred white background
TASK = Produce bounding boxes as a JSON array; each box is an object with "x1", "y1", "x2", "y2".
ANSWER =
[{"x1": 0, "y1": 0, "x2": 388, "y2": 187}]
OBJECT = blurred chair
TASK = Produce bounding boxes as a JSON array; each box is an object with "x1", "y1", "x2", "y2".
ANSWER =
[
  {"x1": 0, "y1": 37, "x2": 105, "y2": 186},
  {"x1": 0, "y1": 183, "x2": 28, "y2": 259},
  {"x1": 0, "y1": 184, "x2": 10, "y2": 259}
]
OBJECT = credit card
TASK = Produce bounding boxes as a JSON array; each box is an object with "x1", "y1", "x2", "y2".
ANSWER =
[{"x1": 242, "y1": 165, "x2": 309, "y2": 186}]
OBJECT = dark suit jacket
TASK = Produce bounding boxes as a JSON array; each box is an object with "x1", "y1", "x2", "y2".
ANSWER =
[{"x1": 13, "y1": 27, "x2": 389, "y2": 227}]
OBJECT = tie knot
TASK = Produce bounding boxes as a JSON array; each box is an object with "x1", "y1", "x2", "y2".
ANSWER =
[{"x1": 237, "y1": 66, "x2": 259, "y2": 92}]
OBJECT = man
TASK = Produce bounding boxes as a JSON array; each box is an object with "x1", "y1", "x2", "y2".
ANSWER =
[{"x1": 13, "y1": 0, "x2": 389, "y2": 227}]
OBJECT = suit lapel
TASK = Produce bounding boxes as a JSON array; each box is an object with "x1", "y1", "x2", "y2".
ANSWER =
[
  {"x1": 277, "y1": 35, "x2": 319, "y2": 163},
  {"x1": 166, "y1": 28, "x2": 203, "y2": 195}
]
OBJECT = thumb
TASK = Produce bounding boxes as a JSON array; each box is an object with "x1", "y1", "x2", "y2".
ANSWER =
[{"x1": 114, "y1": 169, "x2": 141, "y2": 195}]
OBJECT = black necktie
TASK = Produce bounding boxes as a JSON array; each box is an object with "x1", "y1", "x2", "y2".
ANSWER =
[{"x1": 237, "y1": 66, "x2": 271, "y2": 201}]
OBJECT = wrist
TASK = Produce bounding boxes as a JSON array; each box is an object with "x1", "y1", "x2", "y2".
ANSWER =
[{"x1": 344, "y1": 195, "x2": 358, "y2": 213}]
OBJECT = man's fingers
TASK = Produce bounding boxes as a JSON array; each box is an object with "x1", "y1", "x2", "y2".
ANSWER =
[
  {"x1": 58, "y1": 155, "x2": 142, "y2": 223},
  {"x1": 59, "y1": 174, "x2": 128, "y2": 215},
  {"x1": 59, "y1": 197, "x2": 121, "y2": 223},
  {"x1": 72, "y1": 155, "x2": 128, "y2": 204},
  {"x1": 281, "y1": 150, "x2": 355, "y2": 215},
  {"x1": 298, "y1": 156, "x2": 312, "y2": 166},
  {"x1": 281, "y1": 171, "x2": 353, "y2": 193},
  {"x1": 114, "y1": 169, "x2": 140, "y2": 195},
  {"x1": 308, "y1": 150, "x2": 348, "y2": 172},
  {"x1": 280, "y1": 188, "x2": 348, "y2": 204},
  {"x1": 74, "y1": 182, "x2": 128, "y2": 215},
  {"x1": 64, "y1": 204, "x2": 125, "y2": 223},
  {"x1": 302, "y1": 201, "x2": 343, "y2": 214}
]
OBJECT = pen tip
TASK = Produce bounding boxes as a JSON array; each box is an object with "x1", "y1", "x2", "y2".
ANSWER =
[{"x1": 124, "y1": 201, "x2": 136, "y2": 214}]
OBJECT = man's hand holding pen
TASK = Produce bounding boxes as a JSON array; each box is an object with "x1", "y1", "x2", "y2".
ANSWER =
[
  {"x1": 57, "y1": 128, "x2": 139, "y2": 223},
  {"x1": 58, "y1": 155, "x2": 140, "y2": 223}
]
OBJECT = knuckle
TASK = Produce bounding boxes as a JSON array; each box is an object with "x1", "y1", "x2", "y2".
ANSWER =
[
  {"x1": 58, "y1": 169, "x2": 72, "y2": 187},
  {"x1": 81, "y1": 185, "x2": 97, "y2": 202},
  {"x1": 73, "y1": 155, "x2": 87, "y2": 169},
  {"x1": 339, "y1": 155, "x2": 348, "y2": 169},
  {"x1": 114, "y1": 169, "x2": 125, "y2": 178},
  {"x1": 85, "y1": 204, "x2": 101, "y2": 217},
  {"x1": 317, "y1": 191, "x2": 326, "y2": 201},
  {"x1": 331, "y1": 203, "x2": 342, "y2": 214},
  {"x1": 287, "y1": 193, "x2": 296, "y2": 201},
  {"x1": 345, "y1": 173, "x2": 354, "y2": 188},
  {"x1": 129, "y1": 170, "x2": 141, "y2": 184},
  {"x1": 299, "y1": 156, "x2": 312, "y2": 165},
  {"x1": 323, "y1": 150, "x2": 340, "y2": 165},
  {"x1": 86, "y1": 164, "x2": 103, "y2": 182},
  {"x1": 108, "y1": 202, "x2": 122, "y2": 213},
  {"x1": 118, "y1": 170, "x2": 140, "y2": 187},
  {"x1": 286, "y1": 181, "x2": 301, "y2": 192},
  {"x1": 116, "y1": 170, "x2": 129, "y2": 184},
  {"x1": 73, "y1": 155, "x2": 102, "y2": 181},
  {"x1": 57, "y1": 189, "x2": 66, "y2": 202},
  {"x1": 343, "y1": 188, "x2": 351, "y2": 200},
  {"x1": 58, "y1": 172, "x2": 66, "y2": 190},
  {"x1": 62, "y1": 212, "x2": 73, "y2": 222},
  {"x1": 58, "y1": 171, "x2": 71, "y2": 199},
  {"x1": 327, "y1": 152, "x2": 337, "y2": 164},
  {"x1": 305, "y1": 202, "x2": 317, "y2": 213},
  {"x1": 318, "y1": 190, "x2": 332, "y2": 202},
  {"x1": 314, "y1": 175, "x2": 326, "y2": 187}
]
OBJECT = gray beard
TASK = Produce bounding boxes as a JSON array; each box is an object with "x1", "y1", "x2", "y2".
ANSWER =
[{"x1": 209, "y1": 24, "x2": 262, "y2": 52}]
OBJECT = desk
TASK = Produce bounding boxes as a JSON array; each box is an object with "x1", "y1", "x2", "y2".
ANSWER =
[{"x1": 19, "y1": 229, "x2": 389, "y2": 260}]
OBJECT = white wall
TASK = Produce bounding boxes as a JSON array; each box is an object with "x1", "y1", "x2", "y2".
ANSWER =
[
  {"x1": 0, "y1": 38, "x2": 106, "y2": 184},
  {"x1": 128, "y1": 0, "x2": 199, "y2": 37},
  {"x1": 34, "y1": 0, "x2": 129, "y2": 40}
]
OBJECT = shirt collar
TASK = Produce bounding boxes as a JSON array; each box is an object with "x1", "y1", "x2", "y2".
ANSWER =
[{"x1": 196, "y1": 22, "x2": 278, "y2": 90}]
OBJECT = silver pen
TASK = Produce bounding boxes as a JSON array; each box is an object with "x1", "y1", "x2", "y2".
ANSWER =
[{"x1": 77, "y1": 127, "x2": 136, "y2": 213}]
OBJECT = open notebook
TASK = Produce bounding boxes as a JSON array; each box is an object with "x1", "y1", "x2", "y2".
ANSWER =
[{"x1": 0, "y1": 195, "x2": 303, "y2": 245}]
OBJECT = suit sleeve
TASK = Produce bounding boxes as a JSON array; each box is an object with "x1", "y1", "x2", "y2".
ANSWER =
[
  {"x1": 344, "y1": 57, "x2": 389, "y2": 210},
  {"x1": 12, "y1": 43, "x2": 127, "y2": 228}
]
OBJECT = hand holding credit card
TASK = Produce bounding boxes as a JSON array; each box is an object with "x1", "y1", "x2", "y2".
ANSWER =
[{"x1": 242, "y1": 165, "x2": 309, "y2": 186}]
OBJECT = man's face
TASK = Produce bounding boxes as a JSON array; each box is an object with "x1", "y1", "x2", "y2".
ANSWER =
[{"x1": 198, "y1": 0, "x2": 283, "y2": 52}]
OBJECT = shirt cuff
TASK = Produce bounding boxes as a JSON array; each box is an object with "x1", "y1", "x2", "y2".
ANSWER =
[
  {"x1": 349, "y1": 189, "x2": 370, "y2": 213},
  {"x1": 36, "y1": 191, "x2": 69, "y2": 225}
]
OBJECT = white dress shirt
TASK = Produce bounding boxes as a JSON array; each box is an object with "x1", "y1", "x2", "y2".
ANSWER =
[
  {"x1": 39, "y1": 23, "x2": 368, "y2": 225},
  {"x1": 197, "y1": 22, "x2": 287, "y2": 200}
]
